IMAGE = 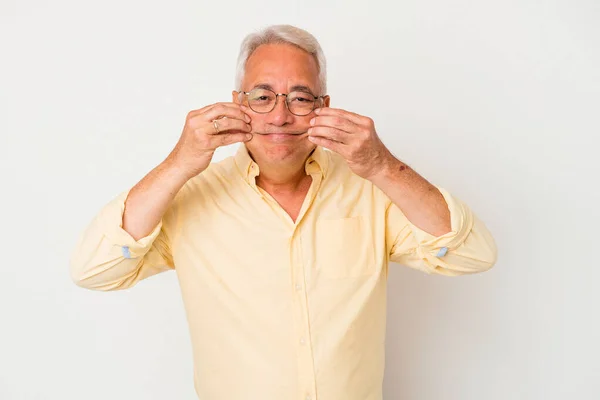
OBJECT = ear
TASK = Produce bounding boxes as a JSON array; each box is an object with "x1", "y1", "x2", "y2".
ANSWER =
[{"x1": 322, "y1": 95, "x2": 331, "y2": 108}]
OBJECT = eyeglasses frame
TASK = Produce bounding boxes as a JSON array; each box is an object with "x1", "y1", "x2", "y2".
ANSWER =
[{"x1": 237, "y1": 88, "x2": 327, "y2": 116}]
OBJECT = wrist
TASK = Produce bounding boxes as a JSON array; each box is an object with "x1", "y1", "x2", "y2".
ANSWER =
[
  {"x1": 161, "y1": 156, "x2": 200, "y2": 184},
  {"x1": 366, "y1": 152, "x2": 401, "y2": 183},
  {"x1": 164, "y1": 150, "x2": 208, "y2": 180}
]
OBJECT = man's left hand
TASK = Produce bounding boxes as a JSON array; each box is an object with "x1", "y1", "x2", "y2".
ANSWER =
[{"x1": 308, "y1": 107, "x2": 394, "y2": 180}]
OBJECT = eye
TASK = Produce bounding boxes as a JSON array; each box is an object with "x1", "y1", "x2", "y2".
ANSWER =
[
  {"x1": 249, "y1": 94, "x2": 272, "y2": 102},
  {"x1": 289, "y1": 92, "x2": 314, "y2": 102}
]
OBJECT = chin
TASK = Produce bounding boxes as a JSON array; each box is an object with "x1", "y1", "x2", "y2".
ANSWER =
[{"x1": 247, "y1": 137, "x2": 314, "y2": 163}]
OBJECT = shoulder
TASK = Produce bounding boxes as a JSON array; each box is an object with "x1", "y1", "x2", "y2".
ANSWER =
[{"x1": 179, "y1": 155, "x2": 239, "y2": 199}]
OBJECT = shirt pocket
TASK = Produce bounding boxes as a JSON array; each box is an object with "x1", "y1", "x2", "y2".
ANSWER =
[{"x1": 314, "y1": 216, "x2": 376, "y2": 279}]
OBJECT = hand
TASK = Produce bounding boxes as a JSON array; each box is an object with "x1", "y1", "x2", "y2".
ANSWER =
[
  {"x1": 166, "y1": 102, "x2": 253, "y2": 179},
  {"x1": 307, "y1": 107, "x2": 394, "y2": 180}
]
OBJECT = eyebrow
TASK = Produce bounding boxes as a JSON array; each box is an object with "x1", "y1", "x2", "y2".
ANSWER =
[
  {"x1": 252, "y1": 83, "x2": 317, "y2": 95},
  {"x1": 290, "y1": 85, "x2": 315, "y2": 94}
]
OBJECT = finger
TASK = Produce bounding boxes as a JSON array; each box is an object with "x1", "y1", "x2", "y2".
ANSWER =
[
  {"x1": 314, "y1": 107, "x2": 366, "y2": 126},
  {"x1": 310, "y1": 115, "x2": 358, "y2": 134},
  {"x1": 308, "y1": 135, "x2": 345, "y2": 154},
  {"x1": 307, "y1": 126, "x2": 350, "y2": 144},
  {"x1": 206, "y1": 118, "x2": 252, "y2": 135},
  {"x1": 212, "y1": 132, "x2": 253, "y2": 147},
  {"x1": 203, "y1": 103, "x2": 251, "y2": 123}
]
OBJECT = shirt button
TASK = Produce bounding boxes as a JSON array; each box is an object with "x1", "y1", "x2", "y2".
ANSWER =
[
  {"x1": 306, "y1": 395, "x2": 312, "y2": 400},
  {"x1": 436, "y1": 246, "x2": 449, "y2": 257},
  {"x1": 121, "y1": 246, "x2": 132, "y2": 259},
  {"x1": 300, "y1": 337, "x2": 306, "y2": 345},
  {"x1": 295, "y1": 283, "x2": 302, "y2": 291}
]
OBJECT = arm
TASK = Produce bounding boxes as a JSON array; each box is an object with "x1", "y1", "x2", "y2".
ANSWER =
[
  {"x1": 382, "y1": 182, "x2": 497, "y2": 276},
  {"x1": 369, "y1": 158, "x2": 451, "y2": 237},
  {"x1": 307, "y1": 107, "x2": 497, "y2": 275},
  {"x1": 366, "y1": 152, "x2": 496, "y2": 276},
  {"x1": 70, "y1": 103, "x2": 254, "y2": 290},
  {"x1": 123, "y1": 161, "x2": 190, "y2": 241},
  {"x1": 69, "y1": 160, "x2": 189, "y2": 291}
]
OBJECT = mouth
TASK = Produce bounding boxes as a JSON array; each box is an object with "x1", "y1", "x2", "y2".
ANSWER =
[{"x1": 251, "y1": 131, "x2": 308, "y2": 136}]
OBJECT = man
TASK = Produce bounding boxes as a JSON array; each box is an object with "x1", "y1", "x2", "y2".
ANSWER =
[{"x1": 71, "y1": 24, "x2": 497, "y2": 400}]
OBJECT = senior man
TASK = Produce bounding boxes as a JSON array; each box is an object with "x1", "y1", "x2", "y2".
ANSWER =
[{"x1": 71, "y1": 24, "x2": 497, "y2": 400}]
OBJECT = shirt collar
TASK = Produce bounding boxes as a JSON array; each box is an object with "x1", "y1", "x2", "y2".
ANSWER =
[{"x1": 234, "y1": 144, "x2": 329, "y2": 184}]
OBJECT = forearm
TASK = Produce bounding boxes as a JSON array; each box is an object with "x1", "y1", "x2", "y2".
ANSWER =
[
  {"x1": 70, "y1": 158, "x2": 187, "y2": 290},
  {"x1": 369, "y1": 155, "x2": 451, "y2": 237},
  {"x1": 123, "y1": 158, "x2": 192, "y2": 240}
]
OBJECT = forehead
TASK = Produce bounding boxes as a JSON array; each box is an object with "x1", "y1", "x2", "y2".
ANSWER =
[{"x1": 242, "y1": 43, "x2": 320, "y2": 92}]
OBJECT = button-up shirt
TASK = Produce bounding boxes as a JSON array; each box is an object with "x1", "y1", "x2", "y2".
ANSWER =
[{"x1": 70, "y1": 144, "x2": 497, "y2": 400}]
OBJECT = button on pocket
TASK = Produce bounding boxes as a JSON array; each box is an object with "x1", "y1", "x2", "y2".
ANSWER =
[{"x1": 315, "y1": 216, "x2": 375, "y2": 278}]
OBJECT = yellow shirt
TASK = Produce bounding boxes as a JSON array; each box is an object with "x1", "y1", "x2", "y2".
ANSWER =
[{"x1": 70, "y1": 144, "x2": 497, "y2": 400}]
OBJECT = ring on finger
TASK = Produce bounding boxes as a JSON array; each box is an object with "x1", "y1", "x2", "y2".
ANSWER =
[{"x1": 213, "y1": 119, "x2": 220, "y2": 133}]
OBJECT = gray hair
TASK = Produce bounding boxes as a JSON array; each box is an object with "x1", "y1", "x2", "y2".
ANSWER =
[{"x1": 234, "y1": 25, "x2": 327, "y2": 94}]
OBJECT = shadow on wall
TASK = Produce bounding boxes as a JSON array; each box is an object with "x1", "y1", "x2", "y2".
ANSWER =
[
  {"x1": 383, "y1": 263, "x2": 496, "y2": 399},
  {"x1": 384, "y1": 265, "x2": 434, "y2": 399}
]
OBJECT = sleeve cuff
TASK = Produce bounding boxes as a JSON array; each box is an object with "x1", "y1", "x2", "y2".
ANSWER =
[
  {"x1": 408, "y1": 187, "x2": 475, "y2": 256},
  {"x1": 97, "y1": 190, "x2": 163, "y2": 259}
]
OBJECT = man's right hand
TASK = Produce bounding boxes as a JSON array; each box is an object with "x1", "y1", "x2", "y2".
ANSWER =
[
  {"x1": 119, "y1": 103, "x2": 252, "y2": 240},
  {"x1": 167, "y1": 102, "x2": 253, "y2": 179}
]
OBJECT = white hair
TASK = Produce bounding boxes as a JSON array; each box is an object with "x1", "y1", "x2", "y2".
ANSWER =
[{"x1": 234, "y1": 25, "x2": 327, "y2": 94}]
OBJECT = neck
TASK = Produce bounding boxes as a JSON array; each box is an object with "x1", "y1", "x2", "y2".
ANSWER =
[{"x1": 255, "y1": 160, "x2": 309, "y2": 193}]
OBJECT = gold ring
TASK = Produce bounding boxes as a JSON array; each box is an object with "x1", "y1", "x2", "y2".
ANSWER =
[{"x1": 213, "y1": 119, "x2": 220, "y2": 133}]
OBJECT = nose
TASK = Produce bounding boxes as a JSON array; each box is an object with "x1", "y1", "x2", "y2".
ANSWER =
[{"x1": 267, "y1": 95, "x2": 295, "y2": 126}]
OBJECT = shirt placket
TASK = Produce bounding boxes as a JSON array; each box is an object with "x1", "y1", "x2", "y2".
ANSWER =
[
  {"x1": 289, "y1": 172, "x2": 322, "y2": 400},
  {"x1": 290, "y1": 227, "x2": 318, "y2": 400},
  {"x1": 247, "y1": 159, "x2": 323, "y2": 400}
]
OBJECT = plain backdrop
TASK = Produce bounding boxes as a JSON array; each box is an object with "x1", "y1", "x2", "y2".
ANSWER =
[{"x1": 1, "y1": 0, "x2": 599, "y2": 399}]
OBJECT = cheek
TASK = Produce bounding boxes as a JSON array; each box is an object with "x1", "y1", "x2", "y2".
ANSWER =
[
  {"x1": 244, "y1": 134, "x2": 272, "y2": 149},
  {"x1": 299, "y1": 116, "x2": 313, "y2": 126},
  {"x1": 248, "y1": 115, "x2": 268, "y2": 131}
]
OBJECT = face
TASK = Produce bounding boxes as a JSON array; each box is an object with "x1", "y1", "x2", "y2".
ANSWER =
[{"x1": 233, "y1": 43, "x2": 330, "y2": 166}]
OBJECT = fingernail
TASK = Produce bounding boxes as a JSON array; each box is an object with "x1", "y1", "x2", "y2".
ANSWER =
[
  {"x1": 307, "y1": 128, "x2": 313, "y2": 134},
  {"x1": 309, "y1": 118, "x2": 315, "y2": 126},
  {"x1": 245, "y1": 115, "x2": 251, "y2": 122},
  {"x1": 246, "y1": 134, "x2": 252, "y2": 140},
  {"x1": 314, "y1": 108, "x2": 321, "y2": 115}
]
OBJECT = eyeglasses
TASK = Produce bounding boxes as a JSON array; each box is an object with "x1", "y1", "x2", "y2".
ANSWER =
[{"x1": 239, "y1": 88, "x2": 326, "y2": 116}]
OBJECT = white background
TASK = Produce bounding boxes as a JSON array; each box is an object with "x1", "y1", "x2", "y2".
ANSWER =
[{"x1": 1, "y1": 0, "x2": 599, "y2": 399}]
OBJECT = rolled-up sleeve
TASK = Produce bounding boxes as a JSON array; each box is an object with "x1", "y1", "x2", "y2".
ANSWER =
[
  {"x1": 70, "y1": 190, "x2": 175, "y2": 291},
  {"x1": 386, "y1": 187, "x2": 497, "y2": 276}
]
